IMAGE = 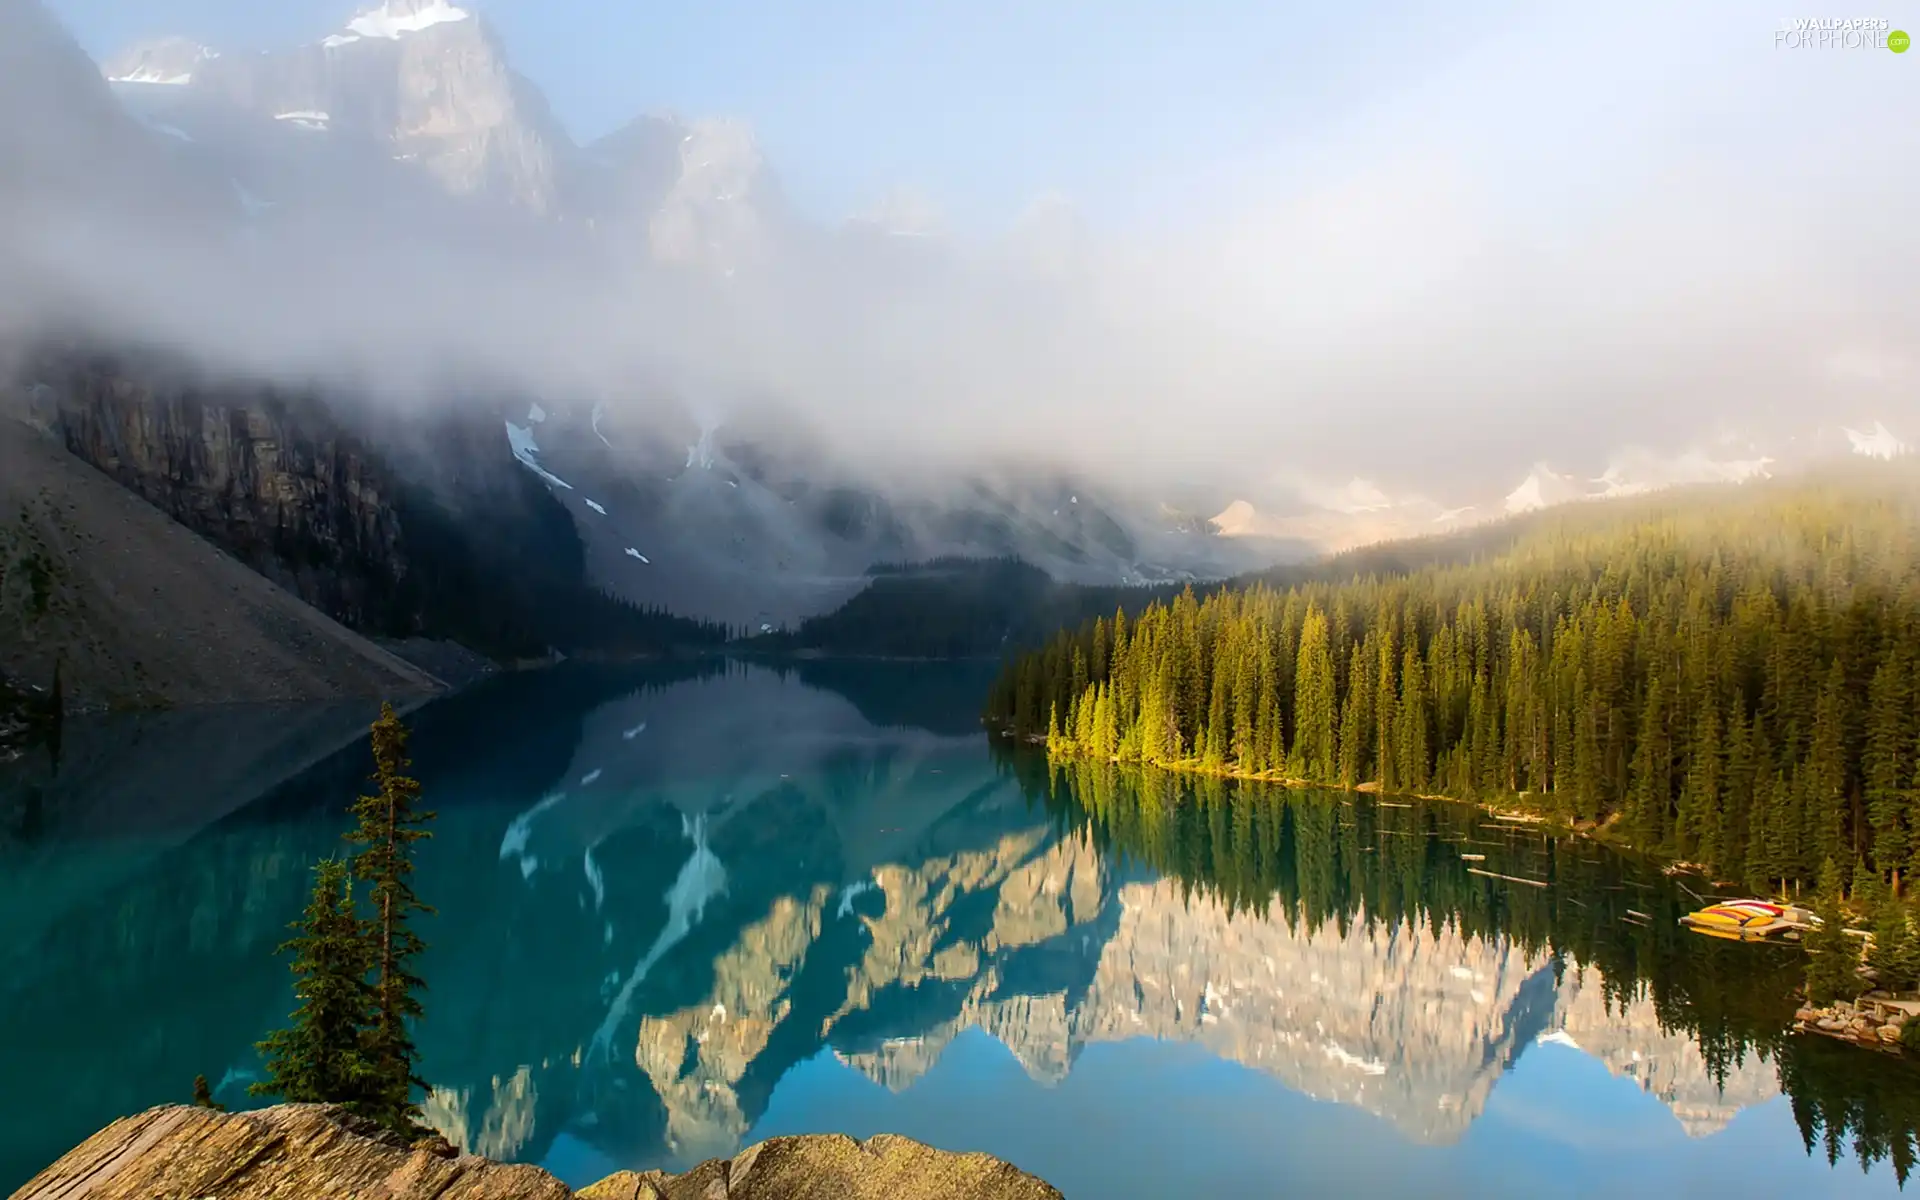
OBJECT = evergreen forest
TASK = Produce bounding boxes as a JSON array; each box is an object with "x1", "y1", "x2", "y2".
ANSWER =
[{"x1": 986, "y1": 465, "x2": 1920, "y2": 892}]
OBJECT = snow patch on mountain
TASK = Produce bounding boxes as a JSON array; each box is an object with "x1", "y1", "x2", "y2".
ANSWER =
[
  {"x1": 1323, "y1": 1041, "x2": 1388, "y2": 1076},
  {"x1": 105, "y1": 39, "x2": 217, "y2": 86},
  {"x1": 273, "y1": 111, "x2": 331, "y2": 132},
  {"x1": 1845, "y1": 421, "x2": 1910, "y2": 460},
  {"x1": 110, "y1": 67, "x2": 193, "y2": 85},
  {"x1": 583, "y1": 845, "x2": 606, "y2": 909},
  {"x1": 837, "y1": 878, "x2": 878, "y2": 919},
  {"x1": 1210, "y1": 499, "x2": 1257, "y2": 536},
  {"x1": 504, "y1": 420, "x2": 575, "y2": 490},
  {"x1": 1504, "y1": 465, "x2": 1584, "y2": 516},
  {"x1": 589, "y1": 813, "x2": 727, "y2": 1063},
  {"x1": 686, "y1": 421, "x2": 718, "y2": 470},
  {"x1": 345, "y1": 0, "x2": 471, "y2": 40},
  {"x1": 1591, "y1": 450, "x2": 1774, "y2": 498},
  {"x1": 584, "y1": 499, "x2": 606, "y2": 515},
  {"x1": 498, "y1": 790, "x2": 566, "y2": 879}
]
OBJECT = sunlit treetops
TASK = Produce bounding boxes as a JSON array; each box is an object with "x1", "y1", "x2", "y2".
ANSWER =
[{"x1": 986, "y1": 463, "x2": 1920, "y2": 892}]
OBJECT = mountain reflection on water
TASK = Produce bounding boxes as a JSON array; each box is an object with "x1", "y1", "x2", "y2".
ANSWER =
[{"x1": 3, "y1": 660, "x2": 1919, "y2": 1197}]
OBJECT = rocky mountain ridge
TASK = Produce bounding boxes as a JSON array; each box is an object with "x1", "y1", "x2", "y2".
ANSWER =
[
  {"x1": 0, "y1": 384, "x2": 439, "y2": 711},
  {"x1": 4, "y1": 346, "x2": 729, "y2": 666},
  {"x1": 101, "y1": 0, "x2": 784, "y2": 259}
]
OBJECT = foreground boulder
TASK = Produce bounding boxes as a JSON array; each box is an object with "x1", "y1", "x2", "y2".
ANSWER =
[{"x1": 8, "y1": 1104, "x2": 1064, "y2": 1200}]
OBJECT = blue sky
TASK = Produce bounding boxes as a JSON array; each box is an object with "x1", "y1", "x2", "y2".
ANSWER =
[{"x1": 47, "y1": 0, "x2": 1528, "y2": 230}]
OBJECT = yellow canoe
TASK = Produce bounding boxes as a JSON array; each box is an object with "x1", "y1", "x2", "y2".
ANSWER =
[{"x1": 1679, "y1": 899, "x2": 1818, "y2": 940}]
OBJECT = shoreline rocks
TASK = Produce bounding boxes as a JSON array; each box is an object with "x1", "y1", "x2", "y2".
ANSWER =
[
  {"x1": 7, "y1": 1104, "x2": 1064, "y2": 1200},
  {"x1": 1793, "y1": 996, "x2": 1920, "y2": 1051}
]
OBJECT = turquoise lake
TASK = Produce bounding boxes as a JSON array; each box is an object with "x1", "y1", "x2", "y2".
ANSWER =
[{"x1": 3, "y1": 659, "x2": 1917, "y2": 1197}]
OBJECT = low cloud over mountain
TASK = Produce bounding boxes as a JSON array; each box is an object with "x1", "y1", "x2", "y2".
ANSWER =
[{"x1": 3, "y1": 0, "x2": 1915, "y2": 549}]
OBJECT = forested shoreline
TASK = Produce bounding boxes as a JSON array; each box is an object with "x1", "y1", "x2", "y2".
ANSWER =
[{"x1": 985, "y1": 465, "x2": 1920, "y2": 892}]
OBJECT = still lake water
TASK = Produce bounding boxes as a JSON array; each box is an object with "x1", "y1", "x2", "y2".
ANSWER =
[{"x1": 4, "y1": 659, "x2": 1919, "y2": 1198}]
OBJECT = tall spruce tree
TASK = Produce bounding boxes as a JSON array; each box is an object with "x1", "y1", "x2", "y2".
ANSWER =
[
  {"x1": 1805, "y1": 856, "x2": 1863, "y2": 1007},
  {"x1": 251, "y1": 858, "x2": 379, "y2": 1109},
  {"x1": 345, "y1": 703, "x2": 437, "y2": 1133},
  {"x1": 1868, "y1": 890, "x2": 1920, "y2": 994}
]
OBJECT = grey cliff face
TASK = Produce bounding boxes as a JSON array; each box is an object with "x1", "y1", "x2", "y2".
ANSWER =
[
  {"x1": 94, "y1": 7, "x2": 788, "y2": 258},
  {"x1": 153, "y1": 1, "x2": 573, "y2": 214},
  {"x1": 5, "y1": 347, "x2": 630, "y2": 663},
  {"x1": 645, "y1": 118, "x2": 778, "y2": 271},
  {"x1": 19, "y1": 352, "x2": 411, "y2": 631},
  {"x1": 574, "y1": 115, "x2": 783, "y2": 272}
]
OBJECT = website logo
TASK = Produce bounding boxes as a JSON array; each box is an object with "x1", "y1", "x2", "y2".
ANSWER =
[{"x1": 1773, "y1": 17, "x2": 1906, "y2": 49}]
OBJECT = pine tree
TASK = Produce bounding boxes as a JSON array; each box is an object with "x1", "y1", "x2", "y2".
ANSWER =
[
  {"x1": 1869, "y1": 890, "x2": 1918, "y2": 994},
  {"x1": 1291, "y1": 605, "x2": 1336, "y2": 781},
  {"x1": 1337, "y1": 641, "x2": 1371, "y2": 787},
  {"x1": 251, "y1": 858, "x2": 380, "y2": 1109},
  {"x1": 1805, "y1": 856, "x2": 1863, "y2": 1007},
  {"x1": 1094, "y1": 682, "x2": 1119, "y2": 760},
  {"x1": 1865, "y1": 655, "x2": 1914, "y2": 887},
  {"x1": 192, "y1": 1074, "x2": 225, "y2": 1112},
  {"x1": 345, "y1": 703, "x2": 437, "y2": 1133},
  {"x1": 1397, "y1": 645, "x2": 1430, "y2": 792},
  {"x1": 1895, "y1": 897, "x2": 1920, "y2": 996},
  {"x1": 1374, "y1": 625, "x2": 1399, "y2": 791},
  {"x1": 1678, "y1": 703, "x2": 1723, "y2": 866}
]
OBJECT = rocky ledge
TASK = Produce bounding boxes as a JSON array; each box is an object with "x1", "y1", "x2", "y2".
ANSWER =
[
  {"x1": 1793, "y1": 996, "x2": 1920, "y2": 1050},
  {"x1": 8, "y1": 1104, "x2": 1063, "y2": 1200}
]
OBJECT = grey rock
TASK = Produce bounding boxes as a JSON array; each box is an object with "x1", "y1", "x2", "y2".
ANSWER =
[
  {"x1": 168, "y1": 1, "x2": 573, "y2": 214},
  {"x1": 9, "y1": 1104, "x2": 1060, "y2": 1200}
]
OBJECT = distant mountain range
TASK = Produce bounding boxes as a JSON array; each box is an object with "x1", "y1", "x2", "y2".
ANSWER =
[
  {"x1": 1209, "y1": 420, "x2": 1911, "y2": 553},
  {"x1": 99, "y1": 0, "x2": 782, "y2": 261}
]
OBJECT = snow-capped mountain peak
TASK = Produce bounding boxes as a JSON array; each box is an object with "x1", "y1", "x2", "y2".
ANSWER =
[
  {"x1": 1844, "y1": 421, "x2": 1910, "y2": 461},
  {"x1": 101, "y1": 1, "x2": 571, "y2": 215},
  {"x1": 1590, "y1": 451, "x2": 1773, "y2": 499},
  {"x1": 1211, "y1": 499, "x2": 1258, "y2": 536},
  {"x1": 340, "y1": 0, "x2": 472, "y2": 42},
  {"x1": 103, "y1": 37, "x2": 217, "y2": 86},
  {"x1": 1503, "y1": 465, "x2": 1582, "y2": 516}
]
